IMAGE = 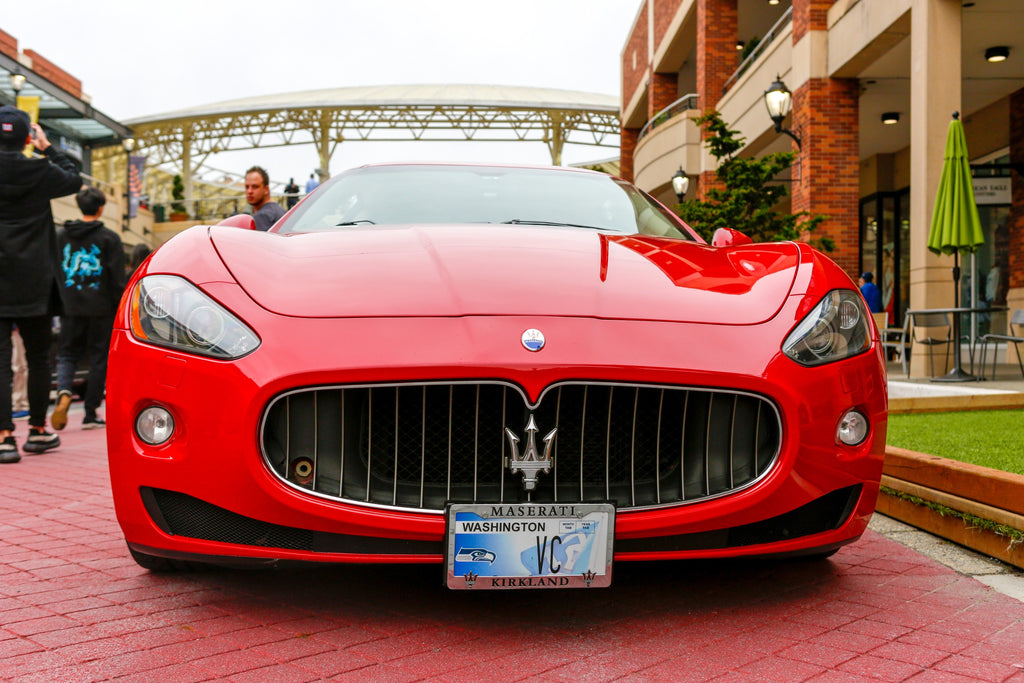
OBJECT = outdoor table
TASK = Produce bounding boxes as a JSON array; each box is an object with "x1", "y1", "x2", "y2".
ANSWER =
[{"x1": 904, "y1": 306, "x2": 1007, "y2": 382}]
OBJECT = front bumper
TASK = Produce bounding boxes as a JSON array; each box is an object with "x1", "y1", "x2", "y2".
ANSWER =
[{"x1": 106, "y1": 312, "x2": 887, "y2": 566}]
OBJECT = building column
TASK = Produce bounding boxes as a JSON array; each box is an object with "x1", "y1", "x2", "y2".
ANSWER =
[
  {"x1": 620, "y1": 127, "x2": 639, "y2": 183},
  {"x1": 791, "y1": 79, "x2": 860, "y2": 275},
  {"x1": 1008, "y1": 88, "x2": 1024, "y2": 337},
  {"x1": 695, "y1": 0, "x2": 737, "y2": 200},
  {"x1": 908, "y1": 0, "x2": 962, "y2": 376},
  {"x1": 788, "y1": 1, "x2": 860, "y2": 275},
  {"x1": 649, "y1": 72, "x2": 678, "y2": 120},
  {"x1": 181, "y1": 124, "x2": 194, "y2": 211}
]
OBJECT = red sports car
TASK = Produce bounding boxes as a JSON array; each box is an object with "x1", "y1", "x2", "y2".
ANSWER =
[{"x1": 107, "y1": 163, "x2": 887, "y2": 589}]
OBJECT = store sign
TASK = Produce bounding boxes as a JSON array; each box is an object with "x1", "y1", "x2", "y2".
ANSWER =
[
  {"x1": 58, "y1": 137, "x2": 83, "y2": 161},
  {"x1": 973, "y1": 177, "x2": 1011, "y2": 205}
]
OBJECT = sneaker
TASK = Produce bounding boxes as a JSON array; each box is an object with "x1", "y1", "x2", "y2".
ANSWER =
[
  {"x1": 0, "y1": 437, "x2": 20, "y2": 464},
  {"x1": 82, "y1": 416, "x2": 106, "y2": 430},
  {"x1": 12, "y1": 410, "x2": 29, "y2": 420},
  {"x1": 22, "y1": 429, "x2": 60, "y2": 454},
  {"x1": 51, "y1": 391, "x2": 73, "y2": 431}
]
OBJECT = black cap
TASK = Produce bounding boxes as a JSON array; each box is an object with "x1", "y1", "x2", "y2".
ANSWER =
[
  {"x1": 0, "y1": 105, "x2": 31, "y2": 146},
  {"x1": 861, "y1": 272, "x2": 873, "y2": 282}
]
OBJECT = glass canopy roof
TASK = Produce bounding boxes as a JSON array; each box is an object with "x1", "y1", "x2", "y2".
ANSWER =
[{"x1": 0, "y1": 51, "x2": 131, "y2": 150}]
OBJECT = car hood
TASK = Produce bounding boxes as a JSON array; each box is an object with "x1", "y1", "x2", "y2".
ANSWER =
[{"x1": 210, "y1": 225, "x2": 800, "y2": 324}]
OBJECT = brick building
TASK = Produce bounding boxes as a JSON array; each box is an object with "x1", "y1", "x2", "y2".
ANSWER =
[
  {"x1": 1, "y1": 27, "x2": 147, "y2": 244},
  {"x1": 620, "y1": 0, "x2": 1024, "y2": 377}
]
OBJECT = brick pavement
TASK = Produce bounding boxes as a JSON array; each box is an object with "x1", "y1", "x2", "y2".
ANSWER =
[{"x1": 2, "y1": 414, "x2": 1024, "y2": 682}]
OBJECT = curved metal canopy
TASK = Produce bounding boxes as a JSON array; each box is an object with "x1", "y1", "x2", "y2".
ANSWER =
[{"x1": 118, "y1": 84, "x2": 620, "y2": 200}]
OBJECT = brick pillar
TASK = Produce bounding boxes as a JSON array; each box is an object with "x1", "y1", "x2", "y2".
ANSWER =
[
  {"x1": 1004, "y1": 88, "x2": 1024, "y2": 364},
  {"x1": 620, "y1": 127, "x2": 639, "y2": 183},
  {"x1": 1009, "y1": 89, "x2": 1024, "y2": 293},
  {"x1": 791, "y1": 78, "x2": 860, "y2": 275},
  {"x1": 0, "y1": 28, "x2": 17, "y2": 60},
  {"x1": 696, "y1": 0, "x2": 737, "y2": 200},
  {"x1": 792, "y1": 0, "x2": 832, "y2": 41},
  {"x1": 649, "y1": 72, "x2": 677, "y2": 119},
  {"x1": 22, "y1": 50, "x2": 83, "y2": 99}
]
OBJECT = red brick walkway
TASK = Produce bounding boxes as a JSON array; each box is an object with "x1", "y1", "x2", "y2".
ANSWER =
[{"x1": 2, "y1": 419, "x2": 1024, "y2": 682}]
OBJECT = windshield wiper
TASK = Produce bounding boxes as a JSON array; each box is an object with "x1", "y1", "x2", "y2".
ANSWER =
[
  {"x1": 335, "y1": 219, "x2": 376, "y2": 226},
  {"x1": 502, "y1": 219, "x2": 604, "y2": 230}
]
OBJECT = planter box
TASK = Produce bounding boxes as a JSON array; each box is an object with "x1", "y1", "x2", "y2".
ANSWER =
[{"x1": 879, "y1": 446, "x2": 1024, "y2": 569}]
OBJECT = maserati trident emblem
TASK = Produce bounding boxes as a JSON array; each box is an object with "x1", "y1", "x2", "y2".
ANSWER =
[
  {"x1": 504, "y1": 414, "x2": 556, "y2": 491},
  {"x1": 521, "y1": 328, "x2": 545, "y2": 352}
]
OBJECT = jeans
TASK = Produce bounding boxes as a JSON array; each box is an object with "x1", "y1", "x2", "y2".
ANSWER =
[
  {"x1": 0, "y1": 316, "x2": 53, "y2": 431},
  {"x1": 55, "y1": 315, "x2": 114, "y2": 419}
]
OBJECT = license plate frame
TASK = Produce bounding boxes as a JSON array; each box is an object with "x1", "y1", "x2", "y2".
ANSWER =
[{"x1": 445, "y1": 502, "x2": 615, "y2": 590}]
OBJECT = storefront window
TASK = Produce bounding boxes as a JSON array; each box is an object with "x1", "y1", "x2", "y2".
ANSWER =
[
  {"x1": 860, "y1": 190, "x2": 909, "y2": 328},
  {"x1": 965, "y1": 153, "x2": 1011, "y2": 340}
]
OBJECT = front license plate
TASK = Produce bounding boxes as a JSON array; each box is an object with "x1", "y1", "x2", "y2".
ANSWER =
[{"x1": 445, "y1": 503, "x2": 614, "y2": 590}]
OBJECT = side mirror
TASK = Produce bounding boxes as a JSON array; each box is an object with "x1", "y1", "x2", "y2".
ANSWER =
[
  {"x1": 711, "y1": 227, "x2": 753, "y2": 247},
  {"x1": 217, "y1": 214, "x2": 257, "y2": 231}
]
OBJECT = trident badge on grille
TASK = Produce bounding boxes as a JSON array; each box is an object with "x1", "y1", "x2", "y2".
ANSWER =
[{"x1": 504, "y1": 414, "x2": 556, "y2": 491}]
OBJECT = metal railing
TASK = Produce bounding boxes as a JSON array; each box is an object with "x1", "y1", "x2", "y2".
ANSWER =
[
  {"x1": 722, "y1": 6, "x2": 793, "y2": 96},
  {"x1": 80, "y1": 173, "x2": 118, "y2": 197},
  {"x1": 151, "y1": 193, "x2": 302, "y2": 223},
  {"x1": 637, "y1": 93, "x2": 700, "y2": 142}
]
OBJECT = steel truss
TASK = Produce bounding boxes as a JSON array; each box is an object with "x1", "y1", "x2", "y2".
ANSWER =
[{"x1": 93, "y1": 98, "x2": 619, "y2": 205}]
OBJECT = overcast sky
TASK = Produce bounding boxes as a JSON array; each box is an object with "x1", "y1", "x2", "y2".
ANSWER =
[{"x1": 4, "y1": 0, "x2": 641, "y2": 183}]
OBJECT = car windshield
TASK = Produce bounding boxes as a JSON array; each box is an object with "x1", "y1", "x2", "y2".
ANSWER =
[{"x1": 277, "y1": 165, "x2": 695, "y2": 240}]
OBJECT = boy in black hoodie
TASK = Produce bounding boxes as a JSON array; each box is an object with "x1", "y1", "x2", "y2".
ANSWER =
[{"x1": 51, "y1": 186, "x2": 126, "y2": 431}]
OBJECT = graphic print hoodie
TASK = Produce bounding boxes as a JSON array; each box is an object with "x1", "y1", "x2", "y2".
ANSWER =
[{"x1": 57, "y1": 220, "x2": 126, "y2": 317}]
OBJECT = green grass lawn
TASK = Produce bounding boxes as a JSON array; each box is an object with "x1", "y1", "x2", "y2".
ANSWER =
[{"x1": 885, "y1": 409, "x2": 1024, "y2": 476}]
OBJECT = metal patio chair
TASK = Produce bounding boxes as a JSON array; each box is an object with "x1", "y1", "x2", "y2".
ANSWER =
[
  {"x1": 873, "y1": 312, "x2": 909, "y2": 370},
  {"x1": 978, "y1": 309, "x2": 1024, "y2": 380},
  {"x1": 907, "y1": 311, "x2": 952, "y2": 378}
]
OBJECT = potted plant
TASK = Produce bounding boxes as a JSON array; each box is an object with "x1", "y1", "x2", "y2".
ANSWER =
[{"x1": 169, "y1": 174, "x2": 188, "y2": 221}]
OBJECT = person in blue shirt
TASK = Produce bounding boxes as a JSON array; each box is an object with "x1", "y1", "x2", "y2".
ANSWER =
[
  {"x1": 859, "y1": 272, "x2": 883, "y2": 313},
  {"x1": 305, "y1": 172, "x2": 320, "y2": 194}
]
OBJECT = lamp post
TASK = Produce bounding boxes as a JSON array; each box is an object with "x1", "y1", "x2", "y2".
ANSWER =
[
  {"x1": 122, "y1": 137, "x2": 135, "y2": 233},
  {"x1": 671, "y1": 167, "x2": 690, "y2": 203},
  {"x1": 9, "y1": 71, "x2": 26, "y2": 96},
  {"x1": 764, "y1": 76, "x2": 801, "y2": 150}
]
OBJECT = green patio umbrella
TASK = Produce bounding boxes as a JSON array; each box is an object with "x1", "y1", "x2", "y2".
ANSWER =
[
  {"x1": 928, "y1": 112, "x2": 984, "y2": 294},
  {"x1": 927, "y1": 111, "x2": 985, "y2": 381}
]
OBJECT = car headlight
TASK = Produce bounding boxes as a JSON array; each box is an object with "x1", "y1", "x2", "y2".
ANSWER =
[
  {"x1": 129, "y1": 275, "x2": 260, "y2": 359},
  {"x1": 782, "y1": 290, "x2": 870, "y2": 366}
]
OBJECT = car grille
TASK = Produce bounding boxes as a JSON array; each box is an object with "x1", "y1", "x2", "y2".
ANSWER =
[{"x1": 260, "y1": 382, "x2": 781, "y2": 513}]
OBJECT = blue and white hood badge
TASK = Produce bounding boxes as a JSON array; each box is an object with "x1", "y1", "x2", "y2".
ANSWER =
[{"x1": 521, "y1": 328, "x2": 545, "y2": 352}]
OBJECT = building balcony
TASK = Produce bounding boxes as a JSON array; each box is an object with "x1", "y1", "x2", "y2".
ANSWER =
[{"x1": 633, "y1": 96, "x2": 701, "y2": 199}]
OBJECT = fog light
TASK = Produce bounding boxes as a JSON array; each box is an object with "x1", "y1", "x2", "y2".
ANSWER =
[
  {"x1": 136, "y1": 406, "x2": 175, "y2": 445},
  {"x1": 837, "y1": 410, "x2": 869, "y2": 446}
]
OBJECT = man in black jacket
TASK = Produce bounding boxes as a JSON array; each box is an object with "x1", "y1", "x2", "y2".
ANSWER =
[
  {"x1": 0, "y1": 105, "x2": 82, "y2": 462},
  {"x1": 51, "y1": 187, "x2": 126, "y2": 431}
]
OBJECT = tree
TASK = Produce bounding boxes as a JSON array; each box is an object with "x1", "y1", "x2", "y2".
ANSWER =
[{"x1": 676, "y1": 111, "x2": 833, "y2": 252}]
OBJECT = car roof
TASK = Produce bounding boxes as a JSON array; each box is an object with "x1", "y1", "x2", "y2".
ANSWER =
[{"x1": 344, "y1": 160, "x2": 611, "y2": 178}]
